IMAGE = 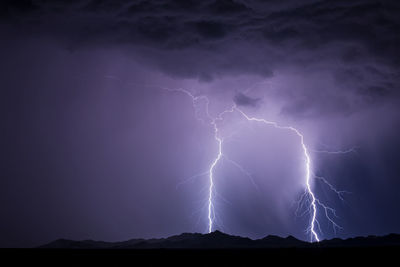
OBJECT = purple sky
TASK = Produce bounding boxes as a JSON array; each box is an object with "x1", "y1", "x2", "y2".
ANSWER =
[{"x1": 1, "y1": 0, "x2": 400, "y2": 247}]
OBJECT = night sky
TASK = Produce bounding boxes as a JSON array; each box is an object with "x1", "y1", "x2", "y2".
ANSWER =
[{"x1": 1, "y1": 0, "x2": 400, "y2": 248}]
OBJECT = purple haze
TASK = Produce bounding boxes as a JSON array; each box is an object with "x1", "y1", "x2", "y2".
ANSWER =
[{"x1": 1, "y1": 0, "x2": 400, "y2": 247}]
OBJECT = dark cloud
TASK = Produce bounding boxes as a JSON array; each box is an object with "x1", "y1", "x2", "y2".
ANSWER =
[
  {"x1": 194, "y1": 21, "x2": 229, "y2": 39},
  {"x1": 1, "y1": 1, "x2": 399, "y2": 63},
  {"x1": 0, "y1": 0, "x2": 398, "y2": 119},
  {"x1": 0, "y1": 0, "x2": 38, "y2": 16},
  {"x1": 0, "y1": 1, "x2": 397, "y2": 80},
  {"x1": 233, "y1": 92, "x2": 261, "y2": 107},
  {"x1": 208, "y1": 0, "x2": 250, "y2": 15}
]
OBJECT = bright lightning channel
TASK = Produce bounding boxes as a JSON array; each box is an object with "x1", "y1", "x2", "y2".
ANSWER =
[
  {"x1": 311, "y1": 148, "x2": 357, "y2": 154},
  {"x1": 164, "y1": 88, "x2": 236, "y2": 233},
  {"x1": 208, "y1": 130, "x2": 221, "y2": 233},
  {"x1": 234, "y1": 108, "x2": 320, "y2": 242},
  {"x1": 167, "y1": 88, "x2": 346, "y2": 242}
]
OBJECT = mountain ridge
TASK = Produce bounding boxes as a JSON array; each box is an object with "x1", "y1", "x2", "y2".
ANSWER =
[{"x1": 39, "y1": 231, "x2": 400, "y2": 249}]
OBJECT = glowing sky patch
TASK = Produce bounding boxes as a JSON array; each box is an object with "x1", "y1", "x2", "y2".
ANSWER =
[{"x1": 167, "y1": 88, "x2": 353, "y2": 242}]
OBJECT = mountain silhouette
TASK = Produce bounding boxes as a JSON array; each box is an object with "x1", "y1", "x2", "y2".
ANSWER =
[{"x1": 39, "y1": 231, "x2": 400, "y2": 249}]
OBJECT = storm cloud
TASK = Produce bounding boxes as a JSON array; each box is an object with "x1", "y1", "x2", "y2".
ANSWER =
[
  {"x1": 233, "y1": 92, "x2": 261, "y2": 107},
  {"x1": 2, "y1": 0, "x2": 399, "y2": 116}
]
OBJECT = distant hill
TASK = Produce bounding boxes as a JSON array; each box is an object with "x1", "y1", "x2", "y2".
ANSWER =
[{"x1": 39, "y1": 231, "x2": 400, "y2": 249}]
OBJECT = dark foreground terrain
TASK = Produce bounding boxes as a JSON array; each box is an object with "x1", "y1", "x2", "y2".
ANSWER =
[
  {"x1": 2, "y1": 231, "x2": 400, "y2": 265},
  {"x1": 39, "y1": 230, "x2": 400, "y2": 249}
]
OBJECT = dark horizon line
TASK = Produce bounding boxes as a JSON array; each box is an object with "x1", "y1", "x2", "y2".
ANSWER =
[{"x1": 41, "y1": 230, "x2": 400, "y2": 247}]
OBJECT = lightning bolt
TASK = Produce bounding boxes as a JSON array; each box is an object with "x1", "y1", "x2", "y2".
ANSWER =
[
  {"x1": 165, "y1": 88, "x2": 347, "y2": 242},
  {"x1": 313, "y1": 174, "x2": 351, "y2": 202},
  {"x1": 164, "y1": 88, "x2": 236, "y2": 232},
  {"x1": 234, "y1": 108, "x2": 320, "y2": 242},
  {"x1": 311, "y1": 148, "x2": 358, "y2": 154},
  {"x1": 208, "y1": 132, "x2": 221, "y2": 233}
]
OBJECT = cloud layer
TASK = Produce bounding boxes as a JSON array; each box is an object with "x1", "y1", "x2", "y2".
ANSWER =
[{"x1": 2, "y1": 0, "x2": 399, "y2": 118}]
